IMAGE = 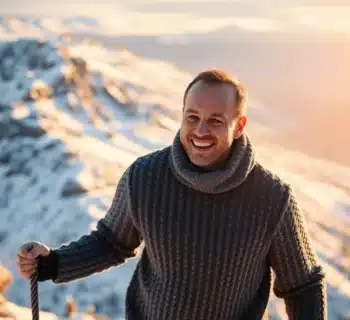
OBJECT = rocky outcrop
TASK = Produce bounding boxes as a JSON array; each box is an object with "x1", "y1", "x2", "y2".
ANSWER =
[
  {"x1": 0, "y1": 265, "x2": 14, "y2": 319},
  {"x1": 0, "y1": 38, "x2": 154, "y2": 318}
]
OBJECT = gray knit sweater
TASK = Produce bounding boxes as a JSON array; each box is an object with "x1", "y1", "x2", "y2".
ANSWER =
[{"x1": 38, "y1": 132, "x2": 326, "y2": 319}]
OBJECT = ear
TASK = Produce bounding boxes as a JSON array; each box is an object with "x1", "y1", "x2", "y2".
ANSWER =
[{"x1": 234, "y1": 116, "x2": 247, "y2": 139}]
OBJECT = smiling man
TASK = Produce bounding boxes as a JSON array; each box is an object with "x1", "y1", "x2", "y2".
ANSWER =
[
  {"x1": 180, "y1": 72, "x2": 247, "y2": 169},
  {"x1": 17, "y1": 69, "x2": 326, "y2": 319}
]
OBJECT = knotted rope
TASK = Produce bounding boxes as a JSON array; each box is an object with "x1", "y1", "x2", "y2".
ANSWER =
[{"x1": 30, "y1": 269, "x2": 39, "y2": 320}]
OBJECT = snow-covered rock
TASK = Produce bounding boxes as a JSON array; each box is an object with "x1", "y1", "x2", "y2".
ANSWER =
[{"x1": 0, "y1": 36, "x2": 183, "y2": 319}]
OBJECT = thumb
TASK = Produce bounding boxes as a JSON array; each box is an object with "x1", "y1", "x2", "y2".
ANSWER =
[{"x1": 33, "y1": 243, "x2": 50, "y2": 258}]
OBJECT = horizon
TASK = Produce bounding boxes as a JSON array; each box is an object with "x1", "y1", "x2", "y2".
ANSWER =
[{"x1": 1, "y1": 1, "x2": 350, "y2": 38}]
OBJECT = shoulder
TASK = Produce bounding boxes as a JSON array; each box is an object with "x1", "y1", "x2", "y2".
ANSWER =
[
  {"x1": 250, "y1": 161, "x2": 293, "y2": 207},
  {"x1": 248, "y1": 162, "x2": 297, "y2": 236},
  {"x1": 132, "y1": 146, "x2": 171, "y2": 170},
  {"x1": 252, "y1": 161, "x2": 291, "y2": 191},
  {"x1": 124, "y1": 146, "x2": 171, "y2": 181}
]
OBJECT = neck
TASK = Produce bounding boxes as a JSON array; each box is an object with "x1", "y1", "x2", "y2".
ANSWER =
[{"x1": 169, "y1": 131, "x2": 256, "y2": 194}]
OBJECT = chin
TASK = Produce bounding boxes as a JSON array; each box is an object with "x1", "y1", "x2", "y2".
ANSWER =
[{"x1": 188, "y1": 155, "x2": 215, "y2": 168}]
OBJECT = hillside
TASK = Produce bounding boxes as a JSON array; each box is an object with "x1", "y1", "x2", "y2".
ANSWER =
[
  {"x1": 0, "y1": 16, "x2": 349, "y2": 319},
  {"x1": 0, "y1": 35, "x2": 187, "y2": 319}
]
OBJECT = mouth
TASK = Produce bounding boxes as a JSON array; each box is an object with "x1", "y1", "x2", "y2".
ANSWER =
[{"x1": 191, "y1": 139, "x2": 215, "y2": 150}]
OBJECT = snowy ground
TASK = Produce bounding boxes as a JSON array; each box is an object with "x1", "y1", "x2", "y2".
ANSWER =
[{"x1": 0, "y1": 16, "x2": 349, "y2": 320}]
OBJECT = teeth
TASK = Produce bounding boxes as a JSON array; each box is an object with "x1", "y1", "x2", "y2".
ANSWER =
[{"x1": 192, "y1": 140, "x2": 213, "y2": 148}]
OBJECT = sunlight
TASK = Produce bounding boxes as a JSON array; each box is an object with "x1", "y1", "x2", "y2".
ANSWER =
[{"x1": 287, "y1": 6, "x2": 350, "y2": 34}]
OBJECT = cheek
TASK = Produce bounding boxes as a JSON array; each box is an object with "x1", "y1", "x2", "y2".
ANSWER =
[
  {"x1": 180, "y1": 121, "x2": 190, "y2": 135},
  {"x1": 214, "y1": 128, "x2": 235, "y2": 146},
  {"x1": 212, "y1": 125, "x2": 229, "y2": 137},
  {"x1": 179, "y1": 123, "x2": 190, "y2": 145},
  {"x1": 180, "y1": 121, "x2": 196, "y2": 137}
]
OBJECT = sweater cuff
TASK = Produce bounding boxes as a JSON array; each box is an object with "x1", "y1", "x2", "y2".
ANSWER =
[
  {"x1": 285, "y1": 282, "x2": 326, "y2": 320},
  {"x1": 37, "y1": 250, "x2": 58, "y2": 282}
]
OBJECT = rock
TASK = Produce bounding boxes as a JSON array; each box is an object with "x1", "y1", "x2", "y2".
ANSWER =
[
  {"x1": 104, "y1": 81, "x2": 138, "y2": 115},
  {"x1": 61, "y1": 168, "x2": 97, "y2": 197},
  {"x1": 0, "y1": 103, "x2": 10, "y2": 111},
  {"x1": 28, "y1": 80, "x2": 53, "y2": 100},
  {"x1": 12, "y1": 118, "x2": 45, "y2": 138},
  {"x1": 0, "y1": 39, "x2": 70, "y2": 105},
  {"x1": 0, "y1": 295, "x2": 16, "y2": 319},
  {"x1": 0, "y1": 117, "x2": 20, "y2": 138},
  {"x1": 35, "y1": 136, "x2": 61, "y2": 151},
  {"x1": 61, "y1": 179, "x2": 88, "y2": 197},
  {"x1": 0, "y1": 232, "x2": 8, "y2": 245},
  {"x1": 0, "y1": 45, "x2": 15, "y2": 82},
  {"x1": 0, "y1": 265, "x2": 13, "y2": 294},
  {"x1": 0, "y1": 150, "x2": 11, "y2": 165},
  {"x1": 5, "y1": 163, "x2": 31, "y2": 177},
  {"x1": 28, "y1": 53, "x2": 40, "y2": 69}
]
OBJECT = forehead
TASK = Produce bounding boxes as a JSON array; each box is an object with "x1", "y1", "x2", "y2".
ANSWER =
[{"x1": 185, "y1": 80, "x2": 237, "y2": 109}]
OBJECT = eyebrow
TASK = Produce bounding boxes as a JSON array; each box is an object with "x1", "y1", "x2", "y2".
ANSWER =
[
  {"x1": 185, "y1": 108, "x2": 199, "y2": 114},
  {"x1": 185, "y1": 108, "x2": 225, "y2": 118},
  {"x1": 211, "y1": 113, "x2": 225, "y2": 118}
]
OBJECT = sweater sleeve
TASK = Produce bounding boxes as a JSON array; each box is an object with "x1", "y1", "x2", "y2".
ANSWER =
[
  {"x1": 39, "y1": 167, "x2": 142, "y2": 283},
  {"x1": 268, "y1": 187, "x2": 327, "y2": 320}
]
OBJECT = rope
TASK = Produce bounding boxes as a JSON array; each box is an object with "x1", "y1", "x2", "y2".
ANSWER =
[{"x1": 30, "y1": 269, "x2": 39, "y2": 320}]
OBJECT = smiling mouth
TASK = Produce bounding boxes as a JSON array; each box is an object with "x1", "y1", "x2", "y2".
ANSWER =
[{"x1": 191, "y1": 139, "x2": 215, "y2": 149}]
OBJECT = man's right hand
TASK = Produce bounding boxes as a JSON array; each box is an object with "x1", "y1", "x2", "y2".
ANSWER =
[{"x1": 16, "y1": 241, "x2": 51, "y2": 280}]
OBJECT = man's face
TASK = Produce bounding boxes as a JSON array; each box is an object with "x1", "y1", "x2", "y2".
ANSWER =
[{"x1": 180, "y1": 80, "x2": 246, "y2": 168}]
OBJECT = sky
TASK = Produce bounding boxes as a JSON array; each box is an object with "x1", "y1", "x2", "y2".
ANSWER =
[{"x1": 1, "y1": 0, "x2": 350, "y2": 37}]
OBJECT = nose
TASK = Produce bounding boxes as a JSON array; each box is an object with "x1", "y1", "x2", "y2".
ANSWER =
[{"x1": 194, "y1": 120, "x2": 209, "y2": 137}]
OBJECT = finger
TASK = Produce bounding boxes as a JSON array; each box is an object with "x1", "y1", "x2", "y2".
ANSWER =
[
  {"x1": 16, "y1": 255, "x2": 36, "y2": 265},
  {"x1": 20, "y1": 271, "x2": 34, "y2": 280},
  {"x1": 18, "y1": 251, "x2": 30, "y2": 259},
  {"x1": 16, "y1": 256, "x2": 37, "y2": 268},
  {"x1": 17, "y1": 260, "x2": 36, "y2": 269},
  {"x1": 18, "y1": 251, "x2": 33, "y2": 260},
  {"x1": 17, "y1": 253, "x2": 36, "y2": 261},
  {"x1": 21, "y1": 264, "x2": 37, "y2": 272},
  {"x1": 21, "y1": 261, "x2": 37, "y2": 269}
]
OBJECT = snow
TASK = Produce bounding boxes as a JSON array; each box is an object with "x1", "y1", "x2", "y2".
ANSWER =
[{"x1": 0, "y1": 15, "x2": 349, "y2": 320}]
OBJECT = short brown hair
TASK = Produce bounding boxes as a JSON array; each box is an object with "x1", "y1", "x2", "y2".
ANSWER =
[{"x1": 183, "y1": 69, "x2": 247, "y2": 116}]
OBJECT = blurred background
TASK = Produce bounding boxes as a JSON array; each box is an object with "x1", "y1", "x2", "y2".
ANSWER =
[{"x1": 0, "y1": 0, "x2": 349, "y2": 319}]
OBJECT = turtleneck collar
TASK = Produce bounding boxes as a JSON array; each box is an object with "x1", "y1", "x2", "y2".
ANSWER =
[{"x1": 169, "y1": 131, "x2": 256, "y2": 194}]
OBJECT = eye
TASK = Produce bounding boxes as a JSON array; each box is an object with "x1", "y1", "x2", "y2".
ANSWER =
[
  {"x1": 210, "y1": 118, "x2": 223, "y2": 126},
  {"x1": 187, "y1": 115, "x2": 199, "y2": 122}
]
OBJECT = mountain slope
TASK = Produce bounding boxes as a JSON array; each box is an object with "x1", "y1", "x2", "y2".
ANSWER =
[
  {"x1": 0, "y1": 37, "x2": 186, "y2": 319},
  {"x1": 0, "y1": 20, "x2": 349, "y2": 320}
]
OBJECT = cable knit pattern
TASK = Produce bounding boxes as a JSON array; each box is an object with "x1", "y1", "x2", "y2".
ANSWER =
[{"x1": 38, "y1": 133, "x2": 326, "y2": 320}]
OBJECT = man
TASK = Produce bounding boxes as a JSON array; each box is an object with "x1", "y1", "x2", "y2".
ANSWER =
[{"x1": 17, "y1": 69, "x2": 326, "y2": 319}]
